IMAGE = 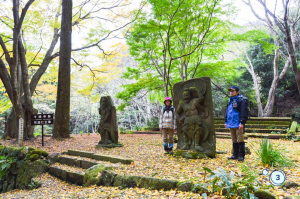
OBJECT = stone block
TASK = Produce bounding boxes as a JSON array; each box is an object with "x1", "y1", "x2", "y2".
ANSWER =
[
  {"x1": 139, "y1": 176, "x2": 177, "y2": 190},
  {"x1": 80, "y1": 159, "x2": 98, "y2": 169},
  {"x1": 92, "y1": 154, "x2": 133, "y2": 164},
  {"x1": 84, "y1": 164, "x2": 108, "y2": 187},
  {"x1": 67, "y1": 171, "x2": 84, "y2": 185},
  {"x1": 67, "y1": 150, "x2": 94, "y2": 158},
  {"x1": 49, "y1": 166, "x2": 67, "y2": 181},
  {"x1": 59, "y1": 156, "x2": 80, "y2": 167},
  {"x1": 47, "y1": 153, "x2": 60, "y2": 164},
  {"x1": 254, "y1": 189, "x2": 276, "y2": 199}
]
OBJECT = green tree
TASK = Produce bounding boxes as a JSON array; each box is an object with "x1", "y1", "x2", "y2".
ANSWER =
[{"x1": 117, "y1": 0, "x2": 239, "y2": 110}]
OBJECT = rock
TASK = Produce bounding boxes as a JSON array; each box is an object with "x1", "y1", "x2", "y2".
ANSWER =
[
  {"x1": 254, "y1": 189, "x2": 276, "y2": 199},
  {"x1": 216, "y1": 151, "x2": 227, "y2": 154},
  {"x1": 97, "y1": 170, "x2": 118, "y2": 186},
  {"x1": 281, "y1": 182, "x2": 299, "y2": 189},
  {"x1": 47, "y1": 153, "x2": 60, "y2": 164},
  {"x1": 138, "y1": 176, "x2": 177, "y2": 190},
  {"x1": 67, "y1": 171, "x2": 84, "y2": 185},
  {"x1": 177, "y1": 181, "x2": 193, "y2": 192},
  {"x1": 30, "y1": 154, "x2": 39, "y2": 161},
  {"x1": 42, "y1": 151, "x2": 49, "y2": 157},
  {"x1": 288, "y1": 121, "x2": 298, "y2": 134},
  {"x1": 122, "y1": 176, "x2": 142, "y2": 188},
  {"x1": 84, "y1": 164, "x2": 113, "y2": 187},
  {"x1": 49, "y1": 166, "x2": 67, "y2": 181},
  {"x1": 192, "y1": 183, "x2": 209, "y2": 193},
  {"x1": 80, "y1": 159, "x2": 98, "y2": 169},
  {"x1": 16, "y1": 160, "x2": 48, "y2": 189},
  {"x1": 58, "y1": 156, "x2": 80, "y2": 167}
]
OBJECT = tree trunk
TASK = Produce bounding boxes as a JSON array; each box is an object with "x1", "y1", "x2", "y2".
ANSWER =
[
  {"x1": 284, "y1": 15, "x2": 300, "y2": 95},
  {"x1": 53, "y1": 0, "x2": 72, "y2": 138}
]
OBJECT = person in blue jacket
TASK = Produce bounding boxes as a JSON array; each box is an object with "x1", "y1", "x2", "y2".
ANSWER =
[{"x1": 225, "y1": 86, "x2": 248, "y2": 161}]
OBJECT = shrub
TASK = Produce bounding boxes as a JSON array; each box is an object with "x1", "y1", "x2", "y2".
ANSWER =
[
  {"x1": 0, "y1": 155, "x2": 17, "y2": 178},
  {"x1": 250, "y1": 138, "x2": 296, "y2": 167}
]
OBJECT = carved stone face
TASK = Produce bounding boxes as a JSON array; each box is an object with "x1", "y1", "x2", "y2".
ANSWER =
[
  {"x1": 183, "y1": 91, "x2": 191, "y2": 103},
  {"x1": 101, "y1": 98, "x2": 107, "y2": 107}
]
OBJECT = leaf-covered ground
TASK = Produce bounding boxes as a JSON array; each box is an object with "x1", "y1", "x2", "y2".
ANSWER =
[{"x1": 1, "y1": 133, "x2": 300, "y2": 198}]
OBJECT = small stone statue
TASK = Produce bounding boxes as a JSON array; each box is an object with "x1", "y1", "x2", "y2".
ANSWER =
[{"x1": 97, "y1": 96, "x2": 120, "y2": 147}]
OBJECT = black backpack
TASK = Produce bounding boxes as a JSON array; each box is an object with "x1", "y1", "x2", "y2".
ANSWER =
[{"x1": 163, "y1": 107, "x2": 175, "y2": 120}]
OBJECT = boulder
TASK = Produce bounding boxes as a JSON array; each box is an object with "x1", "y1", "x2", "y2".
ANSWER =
[
  {"x1": 16, "y1": 160, "x2": 48, "y2": 189},
  {"x1": 97, "y1": 170, "x2": 118, "y2": 186},
  {"x1": 84, "y1": 164, "x2": 113, "y2": 187}
]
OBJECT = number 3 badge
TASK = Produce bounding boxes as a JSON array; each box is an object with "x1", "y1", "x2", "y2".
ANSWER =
[{"x1": 269, "y1": 169, "x2": 286, "y2": 186}]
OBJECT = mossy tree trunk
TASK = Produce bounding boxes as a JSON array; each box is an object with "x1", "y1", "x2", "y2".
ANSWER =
[{"x1": 53, "y1": 0, "x2": 72, "y2": 138}]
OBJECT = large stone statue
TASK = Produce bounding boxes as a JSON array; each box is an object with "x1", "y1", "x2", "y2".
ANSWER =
[
  {"x1": 173, "y1": 77, "x2": 215, "y2": 158},
  {"x1": 97, "y1": 96, "x2": 120, "y2": 147}
]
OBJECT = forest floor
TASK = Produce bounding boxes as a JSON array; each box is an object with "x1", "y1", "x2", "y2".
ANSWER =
[{"x1": 0, "y1": 133, "x2": 300, "y2": 198}]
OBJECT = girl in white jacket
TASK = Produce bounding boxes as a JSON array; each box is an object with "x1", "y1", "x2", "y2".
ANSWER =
[{"x1": 159, "y1": 97, "x2": 177, "y2": 153}]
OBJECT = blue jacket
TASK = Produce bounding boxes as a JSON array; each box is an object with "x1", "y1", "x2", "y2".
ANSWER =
[{"x1": 225, "y1": 95, "x2": 247, "y2": 128}]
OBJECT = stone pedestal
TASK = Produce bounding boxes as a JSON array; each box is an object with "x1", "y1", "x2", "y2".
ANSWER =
[
  {"x1": 173, "y1": 77, "x2": 216, "y2": 158},
  {"x1": 171, "y1": 149, "x2": 208, "y2": 159}
]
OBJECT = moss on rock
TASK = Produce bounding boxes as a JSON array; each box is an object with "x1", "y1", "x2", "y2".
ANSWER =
[
  {"x1": 30, "y1": 154, "x2": 39, "y2": 161},
  {"x1": 16, "y1": 160, "x2": 48, "y2": 189},
  {"x1": 139, "y1": 176, "x2": 177, "y2": 190},
  {"x1": 84, "y1": 164, "x2": 111, "y2": 187},
  {"x1": 254, "y1": 189, "x2": 276, "y2": 199},
  {"x1": 97, "y1": 170, "x2": 118, "y2": 186},
  {"x1": 177, "y1": 181, "x2": 193, "y2": 192},
  {"x1": 42, "y1": 151, "x2": 49, "y2": 157}
]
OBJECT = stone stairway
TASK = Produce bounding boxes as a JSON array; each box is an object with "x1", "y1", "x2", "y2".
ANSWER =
[{"x1": 49, "y1": 150, "x2": 133, "y2": 186}]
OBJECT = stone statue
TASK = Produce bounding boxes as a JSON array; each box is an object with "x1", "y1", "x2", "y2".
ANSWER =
[
  {"x1": 176, "y1": 87, "x2": 209, "y2": 152},
  {"x1": 97, "y1": 96, "x2": 119, "y2": 146},
  {"x1": 173, "y1": 77, "x2": 215, "y2": 158}
]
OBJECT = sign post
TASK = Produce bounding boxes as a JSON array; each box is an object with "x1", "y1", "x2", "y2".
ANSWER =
[
  {"x1": 18, "y1": 118, "x2": 24, "y2": 147},
  {"x1": 31, "y1": 113, "x2": 54, "y2": 146}
]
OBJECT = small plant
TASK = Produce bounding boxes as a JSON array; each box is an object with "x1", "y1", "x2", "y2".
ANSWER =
[
  {"x1": 173, "y1": 135, "x2": 178, "y2": 143},
  {"x1": 250, "y1": 138, "x2": 296, "y2": 167},
  {"x1": 34, "y1": 132, "x2": 42, "y2": 137},
  {"x1": 267, "y1": 125, "x2": 276, "y2": 130},
  {"x1": 28, "y1": 178, "x2": 42, "y2": 190},
  {"x1": 119, "y1": 127, "x2": 126, "y2": 134},
  {"x1": 134, "y1": 126, "x2": 141, "y2": 131},
  {"x1": 87, "y1": 132, "x2": 90, "y2": 136},
  {"x1": 0, "y1": 155, "x2": 17, "y2": 178},
  {"x1": 203, "y1": 167, "x2": 238, "y2": 198},
  {"x1": 80, "y1": 131, "x2": 83, "y2": 136},
  {"x1": 126, "y1": 131, "x2": 133, "y2": 134}
]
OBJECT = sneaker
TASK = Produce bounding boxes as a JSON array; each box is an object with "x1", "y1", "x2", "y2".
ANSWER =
[{"x1": 164, "y1": 150, "x2": 169, "y2": 154}]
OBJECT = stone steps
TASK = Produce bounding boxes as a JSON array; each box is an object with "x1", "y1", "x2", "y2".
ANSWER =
[
  {"x1": 66, "y1": 149, "x2": 133, "y2": 165},
  {"x1": 49, "y1": 163, "x2": 85, "y2": 185},
  {"x1": 216, "y1": 128, "x2": 287, "y2": 133},
  {"x1": 58, "y1": 155, "x2": 99, "y2": 169}
]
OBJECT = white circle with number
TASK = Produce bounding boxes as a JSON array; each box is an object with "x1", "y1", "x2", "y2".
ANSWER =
[
  {"x1": 269, "y1": 170, "x2": 286, "y2": 186},
  {"x1": 262, "y1": 169, "x2": 269, "y2": 176}
]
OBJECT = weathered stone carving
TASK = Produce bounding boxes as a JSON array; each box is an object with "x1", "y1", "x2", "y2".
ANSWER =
[
  {"x1": 97, "y1": 96, "x2": 119, "y2": 145},
  {"x1": 173, "y1": 77, "x2": 215, "y2": 158}
]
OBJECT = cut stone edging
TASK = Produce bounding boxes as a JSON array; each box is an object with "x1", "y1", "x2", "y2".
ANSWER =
[
  {"x1": 67, "y1": 150, "x2": 133, "y2": 165},
  {"x1": 49, "y1": 166, "x2": 84, "y2": 185}
]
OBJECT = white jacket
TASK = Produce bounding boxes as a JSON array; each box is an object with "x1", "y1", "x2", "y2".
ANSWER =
[{"x1": 159, "y1": 107, "x2": 177, "y2": 130}]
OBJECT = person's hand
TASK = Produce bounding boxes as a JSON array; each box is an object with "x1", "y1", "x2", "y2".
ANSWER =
[
  {"x1": 239, "y1": 124, "x2": 244, "y2": 130},
  {"x1": 160, "y1": 129, "x2": 162, "y2": 132},
  {"x1": 225, "y1": 124, "x2": 227, "y2": 129},
  {"x1": 173, "y1": 129, "x2": 176, "y2": 133}
]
